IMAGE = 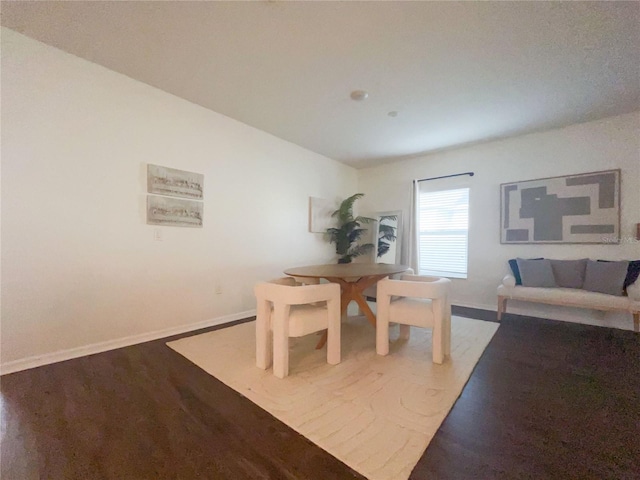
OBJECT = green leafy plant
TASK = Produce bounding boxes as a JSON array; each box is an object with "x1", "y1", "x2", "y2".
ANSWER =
[
  {"x1": 326, "y1": 193, "x2": 375, "y2": 264},
  {"x1": 377, "y1": 215, "x2": 398, "y2": 258}
]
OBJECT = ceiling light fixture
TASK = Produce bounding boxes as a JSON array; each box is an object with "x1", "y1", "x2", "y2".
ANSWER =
[{"x1": 350, "y1": 90, "x2": 369, "y2": 101}]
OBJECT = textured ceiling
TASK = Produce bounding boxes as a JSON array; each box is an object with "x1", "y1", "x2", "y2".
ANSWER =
[{"x1": 2, "y1": 1, "x2": 639, "y2": 168}]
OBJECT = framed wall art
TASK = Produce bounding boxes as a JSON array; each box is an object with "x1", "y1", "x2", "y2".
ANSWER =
[
  {"x1": 147, "y1": 164, "x2": 204, "y2": 200},
  {"x1": 500, "y1": 169, "x2": 620, "y2": 244},
  {"x1": 147, "y1": 195, "x2": 203, "y2": 228},
  {"x1": 309, "y1": 197, "x2": 335, "y2": 233}
]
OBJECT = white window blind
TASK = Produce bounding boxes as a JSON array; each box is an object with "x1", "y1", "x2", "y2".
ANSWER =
[{"x1": 418, "y1": 186, "x2": 469, "y2": 278}]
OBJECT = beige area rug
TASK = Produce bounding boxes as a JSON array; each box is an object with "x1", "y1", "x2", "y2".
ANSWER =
[{"x1": 168, "y1": 316, "x2": 499, "y2": 480}]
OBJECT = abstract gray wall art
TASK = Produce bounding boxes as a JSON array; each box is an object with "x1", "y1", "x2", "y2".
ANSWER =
[
  {"x1": 500, "y1": 170, "x2": 620, "y2": 244},
  {"x1": 147, "y1": 164, "x2": 204, "y2": 200},
  {"x1": 147, "y1": 195, "x2": 203, "y2": 228}
]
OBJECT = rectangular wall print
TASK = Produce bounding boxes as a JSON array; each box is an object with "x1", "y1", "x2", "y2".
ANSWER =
[
  {"x1": 147, "y1": 195, "x2": 203, "y2": 228},
  {"x1": 147, "y1": 164, "x2": 204, "y2": 200},
  {"x1": 500, "y1": 169, "x2": 620, "y2": 244},
  {"x1": 309, "y1": 197, "x2": 335, "y2": 233}
]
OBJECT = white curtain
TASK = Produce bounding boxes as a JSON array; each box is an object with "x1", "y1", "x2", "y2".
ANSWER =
[{"x1": 407, "y1": 180, "x2": 420, "y2": 272}]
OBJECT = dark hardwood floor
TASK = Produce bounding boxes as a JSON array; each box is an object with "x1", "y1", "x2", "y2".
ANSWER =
[
  {"x1": 1, "y1": 309, "x2": 638, "y2": 479},
  {"x1": 416, "y1": 308, "x2": 640, "y2": 480}
]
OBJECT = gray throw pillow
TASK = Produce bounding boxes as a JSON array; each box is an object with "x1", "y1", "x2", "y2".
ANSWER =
[
  {"x1": 516, "y1": 258, "x2": 556, "y2": 288},
  {"x1": 550, "y1": 259, "x2": 588, "y2": 289},
  {"x1": 583, "y1": 260, "x2": 629, "y2": 296}
]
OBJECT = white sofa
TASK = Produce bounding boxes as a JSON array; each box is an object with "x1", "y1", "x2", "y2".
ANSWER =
[{"x1": 497, "y1": 275, "x2": 640, "y2": 332}]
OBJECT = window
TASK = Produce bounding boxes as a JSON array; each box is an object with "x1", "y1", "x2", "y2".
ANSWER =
[{"x1": 417, "y1": 186, "x2": 469, "y2": 278}]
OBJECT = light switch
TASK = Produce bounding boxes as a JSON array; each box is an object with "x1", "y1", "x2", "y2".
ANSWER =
[{"x1": 154, "y1": 228, "x2": 163, "y2": 241}]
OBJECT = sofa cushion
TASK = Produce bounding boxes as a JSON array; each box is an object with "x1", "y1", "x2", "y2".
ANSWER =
[
  {"x1": 550, "y1": 259, "x2": 588, "y2": 289},
  {"x1": 597, "y1": 259, "x2": 640, "y2": 293},
  {"x1": 509, "y1": 258, "x2": 543, "y2": 285},
  {"x1": 623, "y1": 260, "x2": 640, "y2": 291},
  {"x1": 516, "y1": 258, "x2": 556, "y2": 288},
  {"x1": 497, "y1": 284, "x2": 637, "y2": 311},
  {"x1": 583, "y1": 260, "x2": 629, "y2": 296},
  {"x1": 628, "y1": 281, "x2": 640, "y2": 301}
]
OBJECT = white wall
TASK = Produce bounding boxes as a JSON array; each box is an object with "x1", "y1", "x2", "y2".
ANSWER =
[
  {"x1": 358, "y1": 112, "x2": 640, "y2": 330},
  {"x1": 0, "y1": 29, "x2": 357, "y2": 369}
]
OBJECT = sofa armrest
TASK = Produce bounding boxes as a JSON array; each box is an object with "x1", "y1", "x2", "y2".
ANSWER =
[
  {"x1": 502, "y1": 275, "x2": 516, "y2": 288},
  {"x1": 627, "y1": 279, "x2": 640, "y2": 301}
]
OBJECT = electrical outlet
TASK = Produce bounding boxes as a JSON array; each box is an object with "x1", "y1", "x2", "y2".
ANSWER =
[{"x1": 215, "y1": 285, "x2": 223, "y2": 295}]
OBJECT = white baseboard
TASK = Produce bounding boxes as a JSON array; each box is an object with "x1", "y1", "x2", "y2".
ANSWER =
[{"x1": 0, "y1": 310, "x2": 256, "y2": 376}]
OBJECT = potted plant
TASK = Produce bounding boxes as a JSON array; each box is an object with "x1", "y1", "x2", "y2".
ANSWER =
[{"x1": 326, "y1": 193, "x2": 375, "y2": 264}]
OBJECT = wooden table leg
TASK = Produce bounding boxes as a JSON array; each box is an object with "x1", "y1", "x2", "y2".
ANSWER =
[{"x1": 315, "y1": 274, "x2": 389, "y2": 349}]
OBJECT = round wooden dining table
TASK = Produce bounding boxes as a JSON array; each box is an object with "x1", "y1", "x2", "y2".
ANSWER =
[{"x1": 284, "y1": 263, "x2": 410, "y2": 348}]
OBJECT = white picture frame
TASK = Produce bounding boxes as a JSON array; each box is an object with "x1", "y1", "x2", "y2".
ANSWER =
[
  {"x1": 147, "y1": 164, "x2": 204, "y2": 200},
  {"x1": 147, "y1": 195, "x2": 203, "y2": 228},
  {"x1": 309, "y1": 197, "x2": 335, "y2": 233},
  {"x1": 500, "y1": 169, "x2": 620, "y2": 244}
]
